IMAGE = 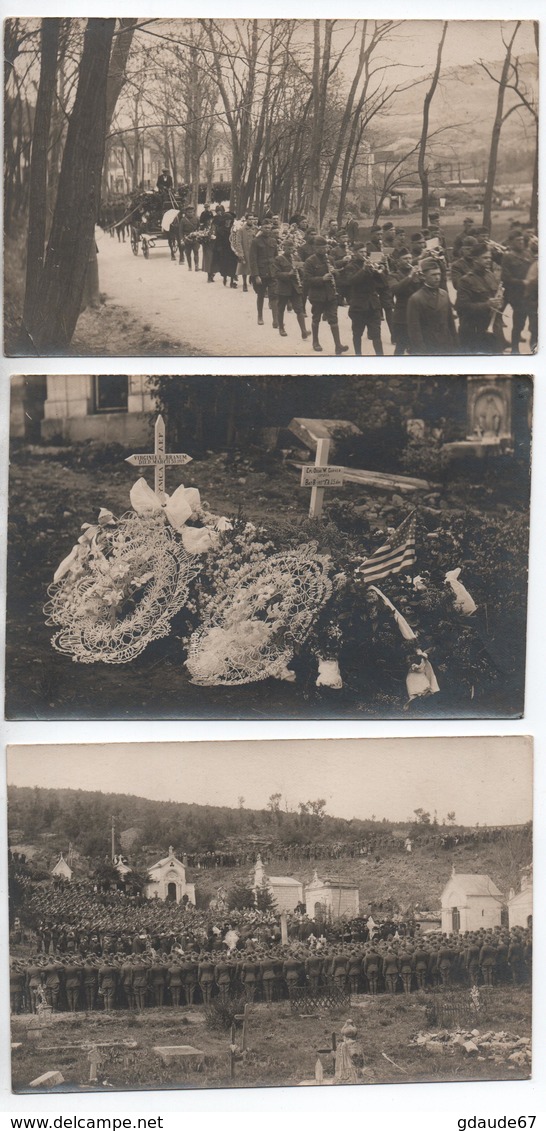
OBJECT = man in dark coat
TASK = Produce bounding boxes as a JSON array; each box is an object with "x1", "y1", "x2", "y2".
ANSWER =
[
  {"x1": 406, "y1": 258, "x2": 458, "y2": 355},
  {"x1": 303, "y1": 235, "x2": 348, "y2": 354},
  {"x1": 156, "y1": 168, "x2": 173, "y2": 195},
  {"x1": 450, "y1": 236, "x2": 479, "y2": 291},
  {"x1": 452, "y1": 216, "x2": 477, "y2": 259},
  {"x1": 249, "y1": 219, "x2": 280, "y2": 327}
]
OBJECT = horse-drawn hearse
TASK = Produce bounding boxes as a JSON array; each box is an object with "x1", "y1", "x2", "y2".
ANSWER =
[{"x1": 128, "y1": 188, "x2": 188, "y2": 259}]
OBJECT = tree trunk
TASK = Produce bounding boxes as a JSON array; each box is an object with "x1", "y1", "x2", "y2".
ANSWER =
[
  {"x1": 20, "y1": 18, "x2": 116, "y2": 353},
  {"x1": 21, "y1": 18, "x2": 60, "y2": 338},
  {"x1": 105, "y1": 19, "x2": 137, "y2": 132},
  {"x1": 482, "y1": 22, "x2": 521, "y2": 232},
  {"x1": 529, "y1": 118, "x2": 538, "y2": 230},
  {"x1": 418, "y1": 21, "x2": 448, "y2": 229}
]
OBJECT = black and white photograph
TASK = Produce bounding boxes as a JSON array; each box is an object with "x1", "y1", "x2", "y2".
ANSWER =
[
  {"x1": 4, "y1": 18, "x2": 538, "y2": 357},
  {"x1": 6, "y1": 374, "x2": 531, "y2": 721},
  {"x1": 7, "y1": 737, "x2": 533, "y2": 1094}
]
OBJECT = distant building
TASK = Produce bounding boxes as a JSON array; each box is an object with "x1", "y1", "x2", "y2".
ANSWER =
[
  {"x1": 253, "y1": 855, "x2": 304, "y2": 914},
  {"x1": 440, "y1": 869, "x2": 503, "y2": 934},
  {"x1": 143, "y1": 846, "x2": 196, "y2": 905},
  {"x1": 508, "y1": 872, "x2": 532, "y2": 929},
  {"x1": 305, "y1": 870, "x2": 359, "y2": 920},
  {"x1": 51, "y1": 853, "x2": 73, "y2": 882}
]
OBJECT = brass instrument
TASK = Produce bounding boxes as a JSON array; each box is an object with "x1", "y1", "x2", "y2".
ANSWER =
[{"x1": 487, "y1": 282, "x2": 505, "y2": 333}]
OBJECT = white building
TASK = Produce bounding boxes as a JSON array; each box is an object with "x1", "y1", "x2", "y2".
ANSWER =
[
  {"x1": 508, "y1": 872, "x2": 532, "y2": 930},
  {"x1": 143, "y1": 846, "x2": 196, "y2": 905},
  {"x1": 40, "y1": 375, "x2": 155, "y2": 445},
  {"x1": 440, "y1": 870, "x2": 503, "y2": 934},
  {"x1": 253, "y1": 855, "x2": 304, "y2": 914},
  {"x1": 305, "y1": 871, "x2": 359, "y2": 920},
  {"x1": 51, "y1": 853, "x2": 73, "y2": 882}
]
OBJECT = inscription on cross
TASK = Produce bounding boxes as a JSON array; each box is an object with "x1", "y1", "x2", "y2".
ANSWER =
[
  {"x1": 125, "y1": 415, "x2": 192, "y2": 502},
  {"x1": 300, "y1": 438, "x2": 344, "y2": 518}
]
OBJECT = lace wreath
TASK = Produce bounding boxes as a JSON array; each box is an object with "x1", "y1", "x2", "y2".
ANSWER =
[
  {"x1": 186, "y1": 544, "x2": 333, "y2": 686},
  {"x1": 44, "y1": 510, "x2": 197, "y2": 664}
]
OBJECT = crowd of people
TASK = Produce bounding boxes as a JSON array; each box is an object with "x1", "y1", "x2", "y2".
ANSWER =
[
  {"x1": 9, "y1": 864, "x2": 531, "y2": 1013},
  {"x1": 10, "y1": 915, "x2": 531, "y2": 1014},
  {"x1": 102, "y1": 184, "x2": 538, "y2": 356}
]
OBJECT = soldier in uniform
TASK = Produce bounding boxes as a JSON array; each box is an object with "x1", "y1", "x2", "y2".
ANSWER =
[
  {"x1": 305, "y1": 951, "x2": 323, "y2": 995},
  {"x1": 347, "y1": 949, "x2": 363, "y2": 995},
  {"x1": 214, "y1": 955, "x2": 233, "y2": 1004},
  {"x1": 248, "y1": 219, "x2": 280, "y2": 328},
  {"x1": 437, "y1": 939, "x2": 455, "y2": 987},
  {"x1": 398, "y1": 946, "x2": 413, "y2": 994},
  {"x1": 364, "y1": 944, "x2": 382, "y2": 996},
  {"x1": 150, "y1": 955, "x2": 168, "y2": 1007},
  {"x1": 131, "y1": 956, "x2": 149, "y2": 1011},
  {"x1": 479, "y1": 935, "x2": 497, "y2": 986},
  {"x1": 259, "y1": 951, "x2": 276, "y2": 1003},
  {"x1": 27, "y1": 957, "x2": 44, "y2": 1013},
  {"x1": 383, "y1": 948, "x2": 399, "y2": 994},
  {"x1": 167, "y1": 958, "x2": 184, "y2": 1007},
  {"x1": 464, "y1": 934, "x2": 481, "y2": 986},
  {"x1": 181, "y1": 953, "x2": 199, "y2": 1005},
  {"x1": 64, "y1": 957, "x2": 83, "y2": 1012},
  {"x1": 82, "y1": 956, "x2": 99, "y2": 1011},
  {"x1": 98, "y1": 956, "x2": 118, "y2": 1012},
  {"x1": 303, "y1": 236, "x2": 349, "y2": 355},
  {"x1": 120, "y1": 955, "x2": 135, "y2": 1009},
  {"x1": 241, "y1": 952, "x2": 261, "y2": 1003},
  {"x1": 270, "y1": 239, "x2": 310, "y2": 341},
  {"x1": 43, "y1": 956, "x2": 63, "y2": 1010},
  {"x1": 198, "y1": 952, "x2": 216, "y2": 1007}
]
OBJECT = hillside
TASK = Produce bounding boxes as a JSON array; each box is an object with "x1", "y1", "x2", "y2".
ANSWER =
[
  {"x1": 377, "y1": 56, "x2": 538, "y2": 174},
  {"x1": 8, "y1": 785, "x2": 531, "y2": 915}
]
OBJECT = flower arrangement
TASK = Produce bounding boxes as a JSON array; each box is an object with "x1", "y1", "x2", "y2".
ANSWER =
[
  {"x1": 186, "y1": 525, "x2": 333, "y2": 685},
  {"x1": 43, "y1": 477, "x2": 230, "y2": 665}
]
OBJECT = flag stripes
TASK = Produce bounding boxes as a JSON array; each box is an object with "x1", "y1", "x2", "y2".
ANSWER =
[{"x1": 357, "y1": 513, "x2": 416, "y2": 584}]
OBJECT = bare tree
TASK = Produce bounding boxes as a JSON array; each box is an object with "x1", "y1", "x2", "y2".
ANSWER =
[
  {"x1": 417, "y1": 20, "x2": 448, "y2": 228},
  {"x1": 480, "y1": 22, "x2": 521, "y2": 232}
]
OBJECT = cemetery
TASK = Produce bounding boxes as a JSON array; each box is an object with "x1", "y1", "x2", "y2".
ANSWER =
[{"x1": 6, "y1": 375, "x2": 531, "y2": 720}]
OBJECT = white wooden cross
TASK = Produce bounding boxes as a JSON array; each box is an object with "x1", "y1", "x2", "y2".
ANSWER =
[
  {"x1": 300, "y1": 438, "x2": 344, "y2": 519},
  {"x1": 125, "y1": 415, "x2": 192, "y2": 502}
]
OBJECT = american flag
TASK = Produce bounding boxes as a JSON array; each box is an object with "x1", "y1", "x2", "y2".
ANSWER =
[{"x1": 357, "y1": 512, "x2": 416, "y2": 584}]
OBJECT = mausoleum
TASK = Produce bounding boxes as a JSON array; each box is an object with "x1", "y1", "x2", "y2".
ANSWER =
[
  {"x1": 143, "y1": 846, "x2": 196, "y2": 905},
  {"x1": 305, "y1": 871, "x2": 359, "y2": 920},
  {"x1": 440, "y1": 869, "x2": 503, "y2": 933}
]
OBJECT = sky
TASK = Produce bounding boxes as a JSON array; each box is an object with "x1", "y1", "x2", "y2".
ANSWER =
[{"x1": 7, "y1": 737, "x2": 532, "y2": 827}]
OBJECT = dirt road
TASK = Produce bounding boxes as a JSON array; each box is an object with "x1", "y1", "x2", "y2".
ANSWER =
[{"x1": 96, "y1": 227, "x2": 530, "y2": 357}]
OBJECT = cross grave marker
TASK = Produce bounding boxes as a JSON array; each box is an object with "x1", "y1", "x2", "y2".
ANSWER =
[
  {"x1": 300, "y1": 438, "x2": 344, "y2": 519},
  {"x1": 125, "y1": 415, "x2": 192, "y2": 502}
]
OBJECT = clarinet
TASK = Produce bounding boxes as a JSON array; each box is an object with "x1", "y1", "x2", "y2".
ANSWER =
[{"x1": 487, "y1": 283, "x2": 505, "y2": 333}]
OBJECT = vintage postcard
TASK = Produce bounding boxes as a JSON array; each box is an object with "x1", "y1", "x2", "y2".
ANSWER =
[
  {"x1": 7, "y1": 737, "x2": 533, "y2": 1093},
  {"x1": 6, "y1": 374, "x2": 531, "y2": 721},
  {"x1": 4, "y1": 19, "x2": 538, "y2": 358}
]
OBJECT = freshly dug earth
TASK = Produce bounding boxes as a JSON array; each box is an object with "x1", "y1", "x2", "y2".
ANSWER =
[{"x1": 10, "y1": 987, "x2": 531, "y2": 1093}]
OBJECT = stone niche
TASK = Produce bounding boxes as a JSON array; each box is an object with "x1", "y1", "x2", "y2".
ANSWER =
[{"x1": 467, "y1": 377, "x2": 513, "y2": 444}]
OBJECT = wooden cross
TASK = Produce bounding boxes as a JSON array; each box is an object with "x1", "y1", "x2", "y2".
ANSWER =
[
  {"x1": 125, "y1": 415, "x2": 192, "y2": 503},
  {"x1": 300, "y1": 439, "x2": 344, "y2": 519}
]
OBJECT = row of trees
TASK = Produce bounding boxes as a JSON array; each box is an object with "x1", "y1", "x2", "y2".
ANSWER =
[{"x1": 5, "y1": 18, "x2": 538, "y2": 352}]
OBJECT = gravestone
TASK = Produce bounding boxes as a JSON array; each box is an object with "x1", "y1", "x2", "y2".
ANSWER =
[
  {"x1": 29, "y1": 1071, "x2": 65, "y2": 1088},
  {"x1": 153, "y1": 1044, "x2": 205, "y2": 1067}
]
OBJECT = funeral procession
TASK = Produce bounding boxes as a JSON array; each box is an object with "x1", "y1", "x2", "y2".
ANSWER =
[{"x1": 5, "y1": 19, "x2": 538, "y2": 357}]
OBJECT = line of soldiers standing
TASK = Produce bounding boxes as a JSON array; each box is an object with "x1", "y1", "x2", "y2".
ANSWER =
[{"x1": 10, "y1": 927, "x2": 531, "y2": 1015}]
